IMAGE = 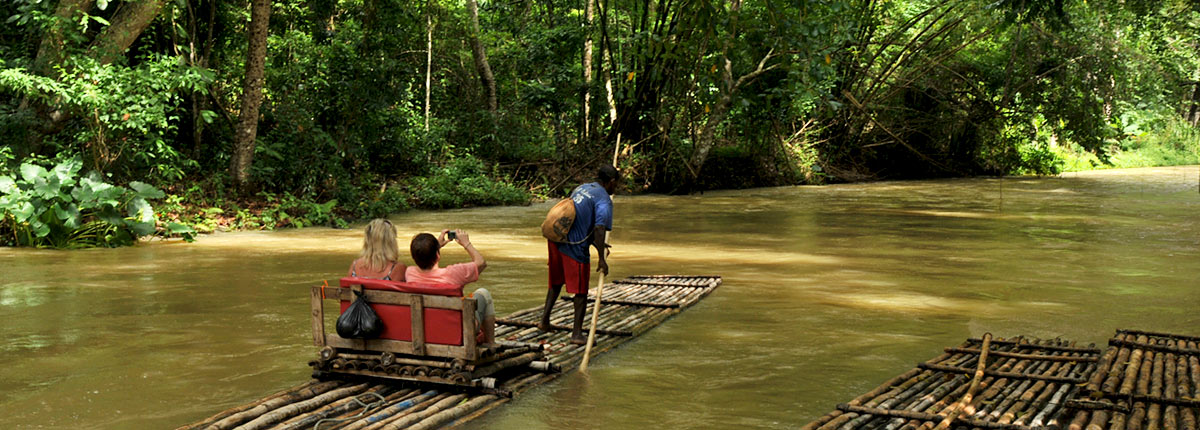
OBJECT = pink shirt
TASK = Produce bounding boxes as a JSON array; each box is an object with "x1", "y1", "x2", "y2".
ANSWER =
[{"x1": 405, "y1": 262, "x2": 480, "y2": 289}]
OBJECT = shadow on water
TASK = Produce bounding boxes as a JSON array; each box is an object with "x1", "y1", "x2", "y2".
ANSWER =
[{"x1": 0, "y1": 166, "x2": 1198, "y2": 429}]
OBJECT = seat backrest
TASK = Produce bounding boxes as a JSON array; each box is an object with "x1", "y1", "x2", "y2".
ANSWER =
[{"x1": 338, "y1": 277, "x2": 465, "y2": 346}]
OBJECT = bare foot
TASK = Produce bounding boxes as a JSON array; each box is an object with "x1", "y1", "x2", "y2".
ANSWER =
[
  {"x1": 570, "y1": 335, "x2": 588, "y2": 345},
  {"x1": 537, "y1": 321, "x2": 552, "y2": 332}
]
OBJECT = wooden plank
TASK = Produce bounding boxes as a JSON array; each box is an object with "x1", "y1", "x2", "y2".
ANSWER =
[
  {"x1": 329, "y1": 288, "x2": 465, "y2": 310},
  {"x1": 411, "y1": 295, "x2": 426, "y2": 356},
  {"x1": 462, "y1": 297, "x2": 477, "y2": 360},
  {"x1": 311, "y1": 286, "x2": 326, "y2": 347},
  {"x1": 325, "y1": 336, "x2": 467, "y2": 358}
]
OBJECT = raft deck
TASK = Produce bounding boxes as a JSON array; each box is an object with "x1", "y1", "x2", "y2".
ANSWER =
[
  {"x1": 804, "y1": 329, "x2": 1200, "y2": 430},
  {"x1": 180, "y1": 275, "x2": 721, "y2": 430}
]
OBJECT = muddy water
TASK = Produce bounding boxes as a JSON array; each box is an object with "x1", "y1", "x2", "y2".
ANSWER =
[{"x1": 1, "y1": 166, "x2": 1198, "y2": 429}]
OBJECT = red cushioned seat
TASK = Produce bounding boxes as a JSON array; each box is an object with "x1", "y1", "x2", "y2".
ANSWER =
[{"x1": 338, "y1": 277, "x2": 465, "y2": 346}]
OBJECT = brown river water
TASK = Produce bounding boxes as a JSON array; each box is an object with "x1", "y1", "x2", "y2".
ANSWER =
[{"x1": 1, "y1": 166, "x2": 1198, "y2": 429}]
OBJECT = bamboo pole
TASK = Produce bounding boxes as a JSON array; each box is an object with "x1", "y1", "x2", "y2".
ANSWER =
[
  {"x1": 932, "y1": 333, "x2": 993, "y2": 430},
  {"x1": 579, "y1": 258, "x2": 607, "y2": 372}
]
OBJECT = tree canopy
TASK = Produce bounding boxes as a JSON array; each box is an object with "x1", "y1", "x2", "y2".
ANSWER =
[{"x1": 2, "y1": 0, "x2": 1199, "y2": 244}]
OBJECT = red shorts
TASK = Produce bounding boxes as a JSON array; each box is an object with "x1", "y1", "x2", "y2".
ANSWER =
[{"x1": 548, "y1": 241, "x2": 590, "y2": 295}]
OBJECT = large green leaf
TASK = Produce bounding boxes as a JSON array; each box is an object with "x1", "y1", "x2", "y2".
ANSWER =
[
  {"x1": 126, "y1": 197, "x2": 155, "y2": 223},
  {"x1": 33, "y1": 174, "x2": 63, "y2": 200},
  {"x1": 31, "y1": 219, "x2": 50, "y2": 238},
  {"x1": 19, "y1": 163, "x2": 46, "y2": 183},
  {"x1": 129, "y1": 181, "x2": 165, "y2": 199},
  {"x1": 52, "y1": 158, "x2": 82, "y2": 188},
  {"x1": 74, "y1": 172, "x2": 125, "y2": 207},
  {"x1": 0, "y1": 175, "x2": 14, "y2": 193},
  {"x1": 13, "y1": 201, "x2": 36, "y2": 222},
  {"x1": 55, "y1": 203, "x2": 82, "y2": 228}
]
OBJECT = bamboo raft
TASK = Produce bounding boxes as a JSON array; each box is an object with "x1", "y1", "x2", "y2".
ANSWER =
[
  {"x1": 804, "y1": 334, "x2": 1105, "y2": 430},
  {"x1": 179, "y1": 275, "x2": 721, "y2": 430},
  {"x1": 1064, "y1": 329, "x2": 1200, "y2": 430},
  {"x1": 805, "y1": 329, "x2": 1200, "y2": 430}
]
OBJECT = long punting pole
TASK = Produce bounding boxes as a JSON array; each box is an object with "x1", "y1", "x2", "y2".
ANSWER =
[{"x1": 579, "y1": 133, "x2": 623, "y2": 372}]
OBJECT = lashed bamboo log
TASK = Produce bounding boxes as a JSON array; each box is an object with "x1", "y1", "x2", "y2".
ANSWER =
[
  {"x1": 471, "y1": 352, "x2": 540, "y2": 378},
  {"x1": 1129, "y1": 402, "x2": 1148, "y2": 430},
  {"x1": 495, "y1": 318, "x2": 632, "y2": 336},
  {"x1": 1069, "y1": 410, "x2": 1090, "y2": 430},
  {"x1": 1117, "y1": 330, "x2": 1200, "y2": 344},
  {"x1": 203, "y1": 381, "x2": 344, "y2": 430},
  {"x1": 334, "y1": 390, "x2": 435, "y2": 430},
  {"x1": 235, "y1": 383, "x2": 370, "y2": 430},
  {"x1": 1110, "y1": 400, "x2": 1130, "y2": 430},
  {"x1": 1104, "y1": 337, "x2": 1135, "y2": 394},
  {"x1": 1122, "y1": 336, "x2": 1153, "y2": 396},
  {"x1": 968, "y1": 338, "x2": 1100, "y2": 354},
  {"x1": 407, "y1": 395, "x2": 497, "y2": 430},
  {"x1": 1085, "y1": 409, "x2": 1110, "y2": 430},
  {"x1": 835, "y1": 404, "x2": 1039, "y2": 430},
  {"x1": 178, "y1": 380, "x2": 324, "y2": 430},
  {"x1": 373, "y1": 394, "x2": 466, "y2": 430},
  {"x1": 945, "y1": 347, "x2": 1100, "y2": 363},
  {"x1": 1090, "y1": 339, "x2": 1124, "y2": 395},
  {"x1": 273, "y1": 386, "x2": 399, "y2": 430},
  {"x1": 917, "y1": 363, "x2": 1086, "y2": 384}
]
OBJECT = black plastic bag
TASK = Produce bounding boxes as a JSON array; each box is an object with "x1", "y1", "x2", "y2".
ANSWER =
[{"x1": 336, "y1": 289, "x2": 384, "y2": 338}]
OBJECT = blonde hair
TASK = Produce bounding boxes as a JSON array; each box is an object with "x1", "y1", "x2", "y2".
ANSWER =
[{"x1": 359, "y1": 218, "x2": 399, "y2": 272}]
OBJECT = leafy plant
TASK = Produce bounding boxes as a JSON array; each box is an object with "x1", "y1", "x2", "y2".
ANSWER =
[{"x1": 0, "y1": 157, "x2": 194, "y2": 248}]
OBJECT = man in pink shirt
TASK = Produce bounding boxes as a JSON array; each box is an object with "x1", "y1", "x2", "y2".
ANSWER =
[{"x1": 405, "y1": 229, "x2": 495, "y2": 345}]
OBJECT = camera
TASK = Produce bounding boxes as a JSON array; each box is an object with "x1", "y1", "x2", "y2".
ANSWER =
[{"x1": 447, "y1": 231, "x2": 457, "y2": 240}]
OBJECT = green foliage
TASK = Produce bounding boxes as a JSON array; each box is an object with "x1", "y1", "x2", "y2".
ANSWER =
[
  {"x1": 0, "y1": 55, "x2": 208, "y2": 182},
  {"x1": 0, "y1": 157, "x2": 194, "y2": 248},
  {"x1": 410, "y1": 158, "x2": 529, "y2": 209}
]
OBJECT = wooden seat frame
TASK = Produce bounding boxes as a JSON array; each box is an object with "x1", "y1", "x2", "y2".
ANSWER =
[{"x1": 310, "y1": 285, "x2": 479, "y2": 360}]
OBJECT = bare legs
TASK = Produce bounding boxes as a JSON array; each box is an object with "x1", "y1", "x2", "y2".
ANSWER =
[
  {"x1": 539, "y1": 285, "x2": 588, "y2": 345},
  {"x1": 538, "y1": 285, "x2": 561, "y2": 331}
]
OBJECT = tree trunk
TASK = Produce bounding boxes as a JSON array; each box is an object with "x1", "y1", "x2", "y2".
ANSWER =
[
  {"x1": 1187, "y1": 82, "x2": 1200, "y2": 127},
  {"x1": 465, "y1": 0, "x2": 497, "y2": 113},
  {"x1": 582, "y1": 0, "x2": 595, "y2": 142},
  {"x1": 230, "y1": 0, "x2": 272, "y2": 191},
  {"x1": 32, "y1": 0, "x2": 96, "y2": 76},
  {"x1": 90, "y1": 0, "x2": 168, "y2": 65},
  {"x1": 425, "y1": 10, "x2": 434, "y2": 132}
]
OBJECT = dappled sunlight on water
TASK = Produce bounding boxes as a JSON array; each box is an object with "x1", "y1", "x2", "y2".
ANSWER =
[{"x1": 1, "y1": 166, "x2": 1198, "y2": 429}]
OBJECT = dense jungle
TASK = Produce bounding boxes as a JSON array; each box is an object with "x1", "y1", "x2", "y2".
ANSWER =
[{"x1": 2, "y1": 0, "x2": 1200, "y2": 247}]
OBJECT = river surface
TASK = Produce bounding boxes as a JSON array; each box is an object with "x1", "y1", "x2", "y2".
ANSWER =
[{"x1": 1, "y1": 166, "x2": 1198, "y2": 429}]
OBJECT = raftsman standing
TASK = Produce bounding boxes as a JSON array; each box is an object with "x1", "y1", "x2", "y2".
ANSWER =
[{"x1": 538, "y1": 165, "x2": 618, "y2": 344}]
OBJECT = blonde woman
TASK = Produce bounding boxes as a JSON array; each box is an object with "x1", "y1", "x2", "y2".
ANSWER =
[{"x1": 347, "y1": 219, "x2": 407, "y2": 281}]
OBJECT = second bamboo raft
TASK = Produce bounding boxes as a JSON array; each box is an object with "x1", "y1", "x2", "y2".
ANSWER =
[{"x1": 803, "y1": 335, "x2": 1104, "y2": 430}]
